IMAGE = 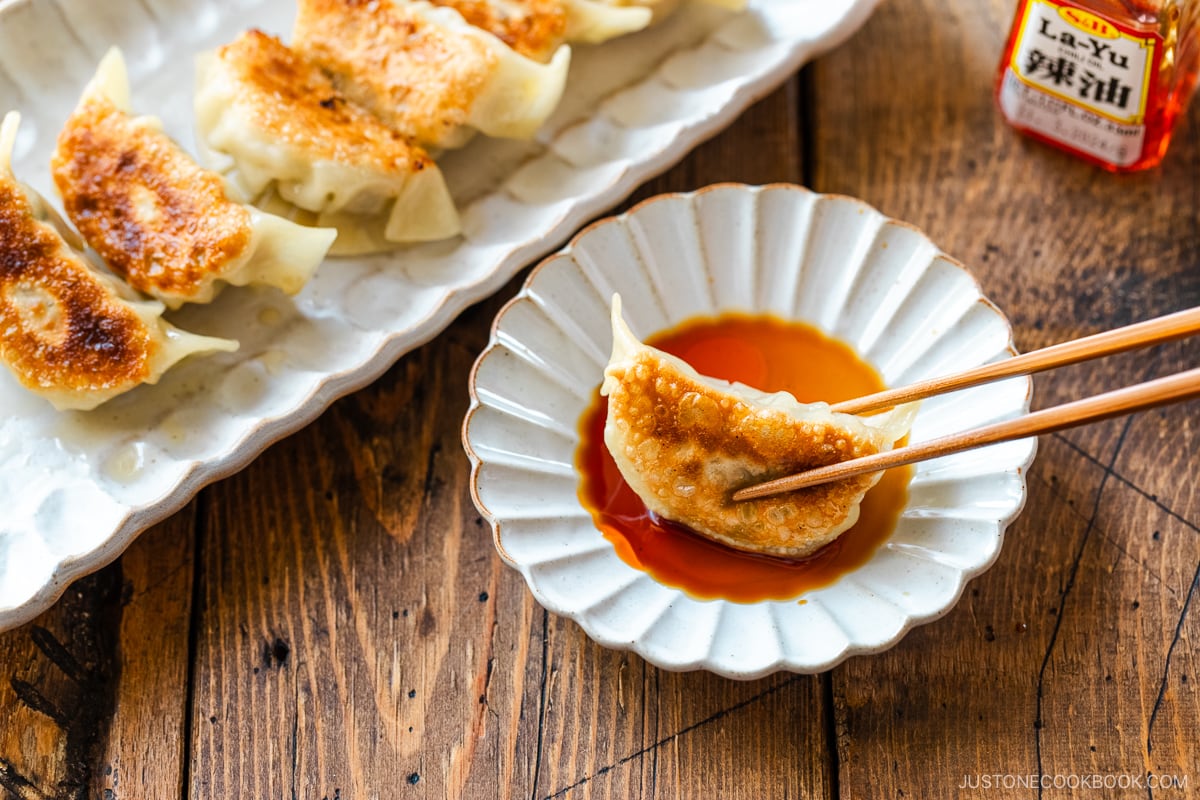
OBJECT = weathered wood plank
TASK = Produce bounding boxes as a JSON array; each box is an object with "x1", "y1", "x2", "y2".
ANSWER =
[
  {"x1": 828, "y1": 437, "x2": 1104, "y2": 797},
  {"x1": 811, "y1": 1, "x2": 1200, "y2": 797},
  {"x1": 0, "y1": 575, "x2": 119, "y2": 800},
  {"x1": 188, "y1": 296, "x2": 545, "y2": 799},
  {"x1": 0, "y1": 510, "x2": 194, "y2": 800},
  {"x1": 1113, "y1": 397, "x2": 1200, "y2": 525},
  {"x1": 534, "y1": 674, "x2": 827, "y2": 800},
  {"x1": 92, "y1": 509, "x2": 196, "y2": 800},
  {"x1": 527, "y1": 622, "x2": 827, "y2": 800},
  {"x1": 1039, "y1": 477, "x2": 1200, "y2": 791}
]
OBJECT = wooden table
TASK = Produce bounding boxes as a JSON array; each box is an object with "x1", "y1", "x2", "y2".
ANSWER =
[{"x1": 2, "y1": 1, "x2": 1198, "y2": 797}]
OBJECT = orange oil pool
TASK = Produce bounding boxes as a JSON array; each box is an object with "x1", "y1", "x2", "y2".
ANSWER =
[{"x1": 576, "y1": 313, "x2": 912, "y2": 603}]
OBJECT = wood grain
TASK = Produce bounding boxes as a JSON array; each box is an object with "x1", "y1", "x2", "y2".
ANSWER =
[
  {"x1": 2, "y1": 3, "x2": 1198, "y2": 799},
  {"x1": 1038, "y1": 475, "x2": 1200, "y2": 790},
  {"x1": 827, "y1": 436, "x2": 1106, "y2": 797},
  {"x1": 92, "y1": 509, "x2": 196, "y2": 800},
  {"x1": 187, "y1": 295, "x2": 545, "y2": 799},
  {"x1": 0, "y1": 511, "x2": 194, "y2": 800},
  {"x1": 1114, "y1": 399, "x2": 1200, "y2": 524},
  {"x1": 811, "y1": 0, "x2": 1200, "y2": 797},
  {"x1": 0, "y1": 573, "x2": 120, "y2": 800}
]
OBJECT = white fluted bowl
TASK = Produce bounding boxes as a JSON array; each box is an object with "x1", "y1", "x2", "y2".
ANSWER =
[{"x1": 463, "y1": 184, "x2": 1035, "y2": 677}]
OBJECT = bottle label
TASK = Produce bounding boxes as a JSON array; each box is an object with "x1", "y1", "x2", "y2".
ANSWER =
[{"x1": 999, "y1": 0, "x2": 1160, "y2": 166}]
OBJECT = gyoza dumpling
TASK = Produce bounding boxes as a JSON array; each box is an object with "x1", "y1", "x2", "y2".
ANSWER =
[
  {"x1": 601, "y1": 295, "x2": 916, "y2": 558},
  {"x1": 426, "y1": 0, "x2": 650, "y2": 59},
  {"x1": 426, "y1": 0, "x2": 568, "y2": 61},
  {"x1": 52, "y1": 49, "x2": 336, "y2": 309},
  {"x1": 195, "y1": 30, "x2": 460, "y2": 255},
  {"x1": 292, "y1": 0, "x2": 571, "y2": 149},
  {"x1": 562, "y1": 0, "x2": 654, "y2": 44},
  {"x1": 0, "y1": 113, "x2": 236, "y2": 411},
  {"x1": 609, "y1": 0, "x2": 746, "y2": 25}
]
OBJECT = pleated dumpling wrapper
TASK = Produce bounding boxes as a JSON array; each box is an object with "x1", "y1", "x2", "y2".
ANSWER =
[
  {"x1": 426, "y1": 0, "x2": 652, "y2": 61},
  {"x1": 195, "y1": 30, "x2": 460, "y2": 255},
  {"x1": 52, "y1": 49, "x2": 336, "y2": 309},
  {"x1": 601, "y1": 295, "x2": 917, "y2": 558},
  {"x1": 606, "y1": 0, "x2": 746, "y2": 26},
  {"x1": 425, "y1": 0, "x2": 746, "y2": 61},
  {"x1": 0, "y1": 113, "x2": 236, "y2": 411},
  {"x1": 293, "y1": 0, "x2": 571, "y2": 149}
]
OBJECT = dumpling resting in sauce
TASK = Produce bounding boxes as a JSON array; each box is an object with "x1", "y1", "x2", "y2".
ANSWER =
[
  {"x1": 52, "y1": 48, "x2": 337, "y2": 308},
  {"x1": 0, "y1": 112, "x2": 237, "y2": 411},
  {"x1": 600, "y1": 295, "x2": 916, "y2": 558}
]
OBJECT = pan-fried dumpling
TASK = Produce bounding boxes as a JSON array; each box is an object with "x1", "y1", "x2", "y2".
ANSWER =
[
  {"x1": 427, "y1": 0, "x2": 568, "y2": 61},
  {"x1": 612, "y1": 0, "x2": 746, "y2": 25},
  {"x1": 562, "y1": 0, "x2": 654, "y2": 44},
  {"x1": 52, "y1": 48, "x2": 336, "y2": 309},
  {"x1": 427, "y1": 0, "x2": 650, "y2": 60},
  {"x1": 601, "y1": 295, "x2": 917, "y2": 558},
  {"x1": 0, "y1": 112, "x2": 236, "y2": 411},
  {"x1": 293, "y1": 0, "x2": 571, "y2": 149},
  {"x1": 195, "y1": 30, "x2": 460, "y2": 255},
  {"x1": 426, "y1": 0, "x2": 738, "y2": 60}
]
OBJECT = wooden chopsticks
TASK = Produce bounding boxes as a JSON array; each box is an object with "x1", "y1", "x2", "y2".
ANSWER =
[
  {"x1": 830, "y1": 306, "x2": 1200, "y2": 414},
  {"x1": 732, "y1": 307, "x2": 1200, "y2": 502}
]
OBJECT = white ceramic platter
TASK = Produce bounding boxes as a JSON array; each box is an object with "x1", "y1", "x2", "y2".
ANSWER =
[
  {"x1": 0, "y1": 0, "x2": 883, "y2": 629},
  {"x1": 464, "y1": 185, "x2": 1036, "y2": 677}
]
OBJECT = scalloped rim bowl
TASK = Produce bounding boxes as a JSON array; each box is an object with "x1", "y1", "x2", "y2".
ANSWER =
[{"x1": 463, "y1": 184, "x2": 1036, "y2": 678}]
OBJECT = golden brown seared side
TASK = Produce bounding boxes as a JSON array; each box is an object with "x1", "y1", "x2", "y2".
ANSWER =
[
  {"x1": 0, "y1": 176, "x2": 156, "y2": 396},
  {"x1": 51, "y1": 93, "x2": 253, "y2": 301},
  {"x1": 604, "y1": 348, "x2": 884, "y2": 558},
  {"x1": 214, "y1": 29, "x2": 435, "y2": 175},
  {"x1": 293, "y1": 0, "x2": 499, "y2": 147},
  {"x1": 427, "y1": 0, "x2": 567, "y2": 61}
]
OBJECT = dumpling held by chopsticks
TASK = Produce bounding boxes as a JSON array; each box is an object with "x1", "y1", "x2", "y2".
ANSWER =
[{"x1": 601, "y1": 295, "x2": 917, "y2": 558}]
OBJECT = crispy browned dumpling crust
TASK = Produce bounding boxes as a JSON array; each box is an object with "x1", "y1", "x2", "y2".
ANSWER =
[
  {"x1": 428, "y1": 0, "x2": 567, "y2": 61},
  {"x1": 293, "y1": 0, "x2": 498, "y2": 145},
  {"x1": 0, "y1": 178, "x2": 155, "y2": 394},
  {"x1": 51, "y1": 95, "x2": 253, "y2": 299},
  {"x1": 605, "y1": 349, "x2": 884, "y2": 558},
  {"x1": 216, "y1": 29, "x2": 435, "y2": 175}
]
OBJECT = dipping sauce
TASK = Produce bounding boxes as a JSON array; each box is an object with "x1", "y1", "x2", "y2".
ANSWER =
[{"x1": 576, "y1": 313, "x2": 913, "y2": 603}]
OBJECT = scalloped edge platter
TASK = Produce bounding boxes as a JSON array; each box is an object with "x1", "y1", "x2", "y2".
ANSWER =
[
  {"x1": 0, "y1": 0, "x2": 884, "y2": 630},
  {"x1": 464, "y1": 185, "x2": 1037, "y2": 677}
]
